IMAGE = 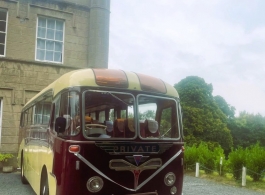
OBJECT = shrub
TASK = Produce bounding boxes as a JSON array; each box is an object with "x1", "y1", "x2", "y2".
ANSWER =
[
  {"x1": 0, "y1": 153, "x2": 14, "y2": 164},
  {"x1": 228, "y1": 147, "x2": 246, "y2": 180},
  {"x1": 245, "y1": 143, "x2": 265, "y2": 181},
  {"x1": 185, "y1": 142, "x2": 229, "y2": 174},
  {"x1": 184, "y1": 144, "x2": 199, "y2": 170},
  {"x1": 197, "y1": 142, "x2": 215, "y2": 173},
  {"x1": 213, "y1": 145, "x2": 228, "y2": 176}
]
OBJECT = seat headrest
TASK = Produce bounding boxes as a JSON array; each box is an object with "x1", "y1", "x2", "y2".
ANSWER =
[
  {"x1": 105, "y1": 120, "x2": 113, "y2": 132},
  {"x1": 127, "y1": 118, "x2": 135, "y2": 132},
  {"x1": 146, "y1": 119, "x2": 158, "y2": 133},
  {"x1": 116, "y1": 119, "x2": 125, "y2": 132},
  {"x1": 85, "y1": 116, "x2": 93, "y2": 123}
]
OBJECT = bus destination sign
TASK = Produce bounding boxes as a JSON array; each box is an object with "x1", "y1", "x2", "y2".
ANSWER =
[{"x1": 96, "y1": 142, "x2": 173, "y2": 155}]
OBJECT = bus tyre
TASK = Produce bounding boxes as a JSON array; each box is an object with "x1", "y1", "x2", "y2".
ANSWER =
[
  {"x1": 40, "y1": 170, "x2": 49, "y2": 195},
  {"x1": 21, "y1": 153, "x2": 28, "y2": 184}
]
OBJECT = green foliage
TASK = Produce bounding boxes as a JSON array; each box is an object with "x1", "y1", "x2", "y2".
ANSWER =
[
  {"x1": 228, "y1": 144, "x2": 265, "y2": 181},
  {"x1": 138, "y1": 110, "x2": 155, "y2": 120},
  {"x1": 184, "y1": 142, "x2": 226, "y2": 174},
  {"x1": 174, "y1": 76, "x2": 233, "y2": 152},
  {"x1": 174, "y1": 75, "x2": 265, "y2": 151},
  {"x1": 173, "y1": 75, "x2": 265, "y2": 181},
  {"x1": 0, "y1": 153, "x2": 14, "y2": 163},
  {"x1": 213, "y1": 146, "x2": 229, "y2": 176},
  {"x1": 228, "y1": 147, "x2": 246, "y2": 180},
  {"x1": 196, "y1": 142, "x2": 215, "y2": 173},
  {"x1": 245, "y1": 143, "x2": 265, "y2": 181},
  {"x1": 185, "y1": 142, "x2": 265, "y2": 181},
  {"x1": 231, "y1": 112, "x2": 265, "y2": 148},
  {"x1": 184, "y1": 144, "x2": 199, "y2": 170},
  {"x1": 160, "y1": 107, "x2": 171, "y2": 137},
  {"x1": 214, "y1": 95, "x2": 235, "y2": 119}
]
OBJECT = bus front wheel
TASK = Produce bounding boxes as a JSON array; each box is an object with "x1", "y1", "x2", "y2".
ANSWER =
[{"x1": 40, "y1": 169, "x2": 49, "y2": 195}]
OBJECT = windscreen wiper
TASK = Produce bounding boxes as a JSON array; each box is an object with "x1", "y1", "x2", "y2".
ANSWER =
[{"x1": 107, "y1": 92, "x2": 132, "y2": 108}]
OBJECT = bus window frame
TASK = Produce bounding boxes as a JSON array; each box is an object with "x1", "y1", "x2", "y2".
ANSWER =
[
  {"x1": 52, "y1": 90, "x2": 81, "y2": 137},
  {"x1": 19, "y1": 91, "x2": 53, "y2": 148},
  {"x1": 20, "y1": 90, "x2": 53, "y2": 128},
  {"x1": 178, "y1": 102, "x2": 184, "y2": 140},
  {"x1": 82, "y1": 89, "x2": 136, "y2": 140},
  {"x1": 137, "y1": 94, "x2": 181, "y2": 141}
]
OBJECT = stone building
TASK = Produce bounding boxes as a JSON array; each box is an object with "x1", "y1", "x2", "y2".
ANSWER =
[{"x1": 0, "y1": 0, "x2": 110, "y2": 154}]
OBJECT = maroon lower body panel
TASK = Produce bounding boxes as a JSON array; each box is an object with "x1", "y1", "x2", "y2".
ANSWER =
[{"x1": 52, "y1": 140, "x2": 183, "y2": 195}]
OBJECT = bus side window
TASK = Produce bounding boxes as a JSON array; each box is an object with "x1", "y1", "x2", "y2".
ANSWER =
[
  {"x1": 52, "y1": 94, "x2": 61, "y2": 133},
  {"x1": 43, "y1": 96, "x2": 52, "y2": 125},
  {"x1": 20, "y1": 112, "x2": 24, "y2": 127},
  {"x1": 28, "y1": 107, "x2": 33, "y2": 125},
  {"x1": 50, "y1": 103, "x2": 55, "y2": 130},
  {"x1": 55, "y1": 91, "x2": 80, "y2": 136},
  {"x1": 24, "y1": 110, "x2": 28, "y2": 127},
  {"x1": 33, "y1": 102, "x2": 42, "y2": 125}
]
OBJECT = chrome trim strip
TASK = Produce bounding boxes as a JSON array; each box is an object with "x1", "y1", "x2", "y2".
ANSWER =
[
  {"x1": 75, "y1": 153, "x2": 135, "y2": 192},
  {"x1": 136, "y1": 149, "x2": 182, "y2": 191},
  {"x1": 49, "y1": 172, "x2": 56, "y2": 178},
  {"x1": 75, "y1": 149, "x2": 182, "y2": 192},
  {"x1": 109, "y1": 158, "x2": 162, "y2": 171}
]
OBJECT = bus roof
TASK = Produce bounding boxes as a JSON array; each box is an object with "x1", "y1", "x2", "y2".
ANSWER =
[{"x1": 25, "y1": 69, "x2": 179, "y2": 107}]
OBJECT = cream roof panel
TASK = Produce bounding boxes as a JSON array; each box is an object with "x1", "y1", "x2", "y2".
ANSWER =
[
  {"x1": 25, "y1": 69, "x2": 179, "y2": 108},
  {"x1": 163, "y1": 82, "x2": 179, "y2": 98},
  {"x1": 53, "y1": 69, "x2": 97, "y2": 95},
  {"x1": 126, "y1": 71, "x2": 141, "y2": 91}
]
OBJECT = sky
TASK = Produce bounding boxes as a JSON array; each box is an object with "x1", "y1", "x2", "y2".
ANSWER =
[{"x1": 108, "y1": 0, "x2": 265, "y2": 116}]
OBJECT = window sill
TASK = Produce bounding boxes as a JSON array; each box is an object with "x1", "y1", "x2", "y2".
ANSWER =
[{"x1": 0, "y1": 57, "x2": 83, "y2": 69}]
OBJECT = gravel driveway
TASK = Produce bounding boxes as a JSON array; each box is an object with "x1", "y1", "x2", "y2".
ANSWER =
[
  {"x1": 0, "y1": 171, "x2": 35, "y2": 195},
  {"x1": 0, "y1": 171, "x2": 264, "y2": 195},
  {"x1": 183, "y1": 175, "x2": 265, "y2": 195}
]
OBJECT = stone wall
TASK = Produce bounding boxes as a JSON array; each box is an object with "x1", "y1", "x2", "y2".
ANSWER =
[
  {"x1": 0, "y1": 0, "x2": 111, "y2": 153},
  {"x1": 0, "y1": 59, "x2": 76, "y2": 153},
  {"x1": 1, "y1": 0, "x2": 91, "y2": 67}
]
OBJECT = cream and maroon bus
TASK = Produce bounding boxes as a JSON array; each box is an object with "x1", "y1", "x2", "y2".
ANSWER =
[{"x1": 17, "y1": 69, "x2": 184, "y2": 195}]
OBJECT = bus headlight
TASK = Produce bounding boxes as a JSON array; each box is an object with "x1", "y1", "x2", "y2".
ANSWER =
[
  {"x1": 164, "y1": 172, "x2": 176, "y2": 186},
  {"x1": 170, "y1": 186, "x2": 177, "y2": 194},
  {"x1": 86, "y1": 176, "x2": 104, "y2": 193}
]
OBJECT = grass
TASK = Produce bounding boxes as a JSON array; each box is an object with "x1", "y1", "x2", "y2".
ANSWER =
[{"x1": 185, "y1": 170, "x2": 265, "y2": 193}]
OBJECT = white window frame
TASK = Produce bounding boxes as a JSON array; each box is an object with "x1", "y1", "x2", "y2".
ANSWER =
[
  {"x1": 0, "y1": 8, "x2": 8, "y2": 57},
  {"x1": 0, "y1": 98, "x2": 3, "y2": 146},
  {"x1": 35, "y1": 16, "x2": 65, "y2": 63}
]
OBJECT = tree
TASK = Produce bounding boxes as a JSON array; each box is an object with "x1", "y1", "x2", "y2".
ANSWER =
[
  {"x1": 139, "y1": 110, "x2": 155, "y2": 120},
  {"x1": 174, "y1": 76, "x2": 233, "y2": 152},
  {"x1": 231, "y1": 112, "x2": 265, "y2": 148},
  {"x1": 214, "y1": 95, "x2": 235, "y2": 119}
]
